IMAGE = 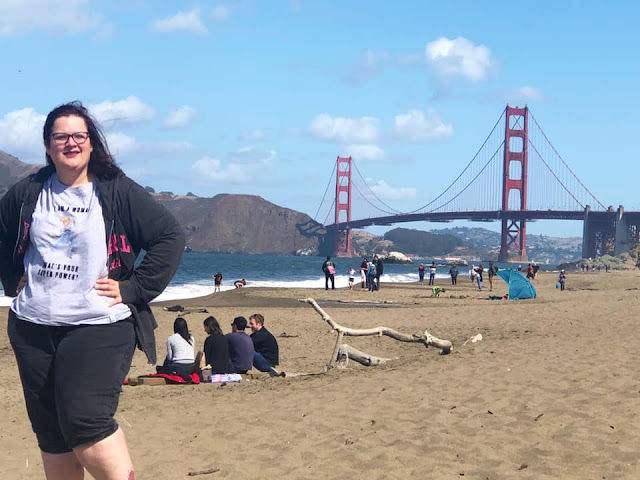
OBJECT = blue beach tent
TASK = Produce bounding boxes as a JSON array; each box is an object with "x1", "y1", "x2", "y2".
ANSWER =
[{"x1": 496, "y1": 270, "x2": 537, "y2": 300}]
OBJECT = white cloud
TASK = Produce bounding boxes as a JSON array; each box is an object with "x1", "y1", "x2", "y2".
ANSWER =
[
  {"x1": 211, "y1": 5, "x2": 229, "y2": 20},
  {"x1": 164, "y1": 106, "x2": 197, "y2": 129},
  {"x1": 88, "y1": 96, "x2": 154, "y2": 126},
  {"x1": 0, "y1": 107, "x2": 46, "y2": 159},
  {"x1": 308, "y1": 114, "x2": 380, "y2": 144},
  {"x1": 504, "y1": 86, "x2": 546, "y2": 104},
  {"x1": 106, "y1": 132, "x2": 137, "y2": 155},
  {"x1": 344, "y1": 144, "x2": 384, "y2": 162},
  {"x1": 0, "y1": 0, "x2": 104, "y2": 37},
  {"x1": 239, "y1": 129, "x2": 265, "y2": 141},
  {"x1": 393, "y1": 109, "x2": 453, "y2": 143},
  {"x1": 425, "y1": 37, "x2": 492, "y2": 83},
  {"x1": 368, "y1": 179, "x2": 417, "y2": 200},
  {"x1": 191, "y1": 147, "x2": 276, "y2": 183},
  {"x1": 151, "y1": 8, "x2": 207, "y2": 36}
]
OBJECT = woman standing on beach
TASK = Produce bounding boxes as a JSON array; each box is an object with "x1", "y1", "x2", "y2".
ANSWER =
[{"x1": 0, "y1": 102, "x2": 185, "y2": 479}]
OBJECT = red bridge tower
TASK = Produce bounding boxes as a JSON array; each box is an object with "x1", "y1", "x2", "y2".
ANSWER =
[
  {"x1": 499, "y1": 106, "x2": 529, "y2": 262},
  {"x1": 334, "y1": 156, "x2": 352, "y2": 256}
]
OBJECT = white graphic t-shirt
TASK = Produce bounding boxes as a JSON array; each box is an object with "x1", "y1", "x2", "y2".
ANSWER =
[{"x1": 12, "y1": 174, "x2": 131, "y2": 325}]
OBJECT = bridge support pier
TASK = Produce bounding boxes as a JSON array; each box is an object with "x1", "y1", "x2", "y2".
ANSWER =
[{"x1": 582, "y1": 206, "x2": 616, "y2": 258}]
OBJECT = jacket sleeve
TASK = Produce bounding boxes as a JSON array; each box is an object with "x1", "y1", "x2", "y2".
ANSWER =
[
  {"x1": 117, "y1": 180, "x2": 186, "y2": 305},
  {"x1": 0, "y1": 183, "x2": 24, "y2": 296}
]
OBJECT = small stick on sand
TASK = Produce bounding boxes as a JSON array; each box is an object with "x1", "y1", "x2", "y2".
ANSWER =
[{"x1": 187, "y1": 467, "x2": 220, "y2": 476}]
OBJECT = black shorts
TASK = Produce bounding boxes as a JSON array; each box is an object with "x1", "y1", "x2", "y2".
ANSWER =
[{"x1": 8, "y1": 311, "x2": 136, "y2": 453}]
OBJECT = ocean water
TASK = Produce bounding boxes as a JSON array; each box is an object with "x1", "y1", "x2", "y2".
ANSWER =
[{"x1": 0, "y1": 253, "x2": 549, "y2": 306}]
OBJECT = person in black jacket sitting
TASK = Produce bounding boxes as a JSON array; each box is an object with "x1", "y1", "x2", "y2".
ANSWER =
[
  {"x1": 249, "y1": 313, "x2": 279, "y2": 372},
  {"x1": 202, "y1": 316, "x2": 231, "y2": 374}
]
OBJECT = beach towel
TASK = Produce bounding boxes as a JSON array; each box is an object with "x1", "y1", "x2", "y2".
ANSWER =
[{"x1": 138, "y1": 372, "x2": 201, "y2": 384}]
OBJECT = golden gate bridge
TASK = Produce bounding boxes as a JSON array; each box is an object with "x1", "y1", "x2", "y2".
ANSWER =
[{"x1": 315, "y1": 106, "x2": 640, "y2": 260}]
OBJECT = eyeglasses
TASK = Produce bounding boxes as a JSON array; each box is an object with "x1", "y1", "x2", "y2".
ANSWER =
[{"x1": 51, "y1": 132, "x2": 90, "y2": 145}]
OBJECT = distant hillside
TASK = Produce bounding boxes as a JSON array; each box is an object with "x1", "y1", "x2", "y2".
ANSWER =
[
  {"x1": 0, "y1": 150, "x2": 43, "y2": 196},
  {"x1": 155, "y1": 193, "x2": 326, "y2": 255}
]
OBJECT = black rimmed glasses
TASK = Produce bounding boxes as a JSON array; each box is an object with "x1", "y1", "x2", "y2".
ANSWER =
[{"x1": 51, "y1": 132, "x2": 90, "y2": 145}]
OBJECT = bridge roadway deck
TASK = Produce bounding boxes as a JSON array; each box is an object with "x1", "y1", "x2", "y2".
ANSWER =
[{"x1": 330, "y1": 210, "x2": 591, "y2": 230}]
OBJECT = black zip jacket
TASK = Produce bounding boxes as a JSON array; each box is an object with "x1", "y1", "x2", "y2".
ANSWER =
[{"x1": 0, "y1": 165, "x2": 186, "y2": 364}]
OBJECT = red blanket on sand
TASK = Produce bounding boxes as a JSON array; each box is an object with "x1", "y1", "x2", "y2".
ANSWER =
[{"x1": 124, "y1": 373, "x2": 200, "y2": 385}]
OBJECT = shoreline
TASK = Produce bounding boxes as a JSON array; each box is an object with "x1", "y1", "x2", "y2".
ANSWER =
[{"x1": 2, "y1": 270, "x2": 640, "y2": 479}]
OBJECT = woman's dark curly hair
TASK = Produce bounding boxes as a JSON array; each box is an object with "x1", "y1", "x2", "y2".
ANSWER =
[{"x1": 43, "y1": 101, "x2": 124, "y2": 179}]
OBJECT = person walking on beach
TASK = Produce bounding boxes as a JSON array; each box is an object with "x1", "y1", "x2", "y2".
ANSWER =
[
  {"x1": 0, "y1": 101, "x2": 185, "y2": 479},
  {"x1": 322, "y1": 256, "x2": 336, "y2": 290},
  {"x1": 475, "y1": 264, "x2": 484, "y2": 291},
  {"x1": 470, "y1": 265, "x2": 477, "y2": 284},
  {"x1": 449, "y1": 264, "x2": 459, "y2": 285},
  {"x1": 418, "y1": 264, "x2": 425, "y2": 283},
  {"x1": 487, "y1": 261, "x2": 498, "y2": 292},
  {"x1": 374, "y1": 254, "x2": 384, "y2": 290},
  {"x1": 347, "y1": 267, "x2": 356, "y2": 289},
  {"x1": 225, "y1": 317, "x2": 254, "y2": 374},
  {"x1": 203, "y1": 316, "x2": 231, "y2": 374},
  {"x1": 249, "y1": 313, "x2": 279, "y2": 373},
  {"x1": 213, "y1": 271, "x2": 223, "y2": 292},
  {"x1": 367, "y1": 260, "x2": 378, "y2": 292},
  {"x1": 558, "y1": 269, "x2": 567, "y2": 291},
  {"x1": 360, "y1": 257, "x2": 368, "y2": 289},
  {"x1": 429, "y1": 262, "x2": 437, "y2": 285}
]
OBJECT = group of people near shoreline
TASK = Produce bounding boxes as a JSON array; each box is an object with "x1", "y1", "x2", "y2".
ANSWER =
[
  {"x1": 158, "y1": 313, "x2": 280, "y2": 378},
  {"x1": 212, "y1": 271, "x2": 246, "y2": 290},
  {"x1": 322, "y1": 255, "x2": 385, "y2": 292}
]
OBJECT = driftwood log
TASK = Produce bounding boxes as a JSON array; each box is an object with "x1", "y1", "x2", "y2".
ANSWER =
[{"x1": 299, "y1": 298, "x2": 452, "y2": 370}]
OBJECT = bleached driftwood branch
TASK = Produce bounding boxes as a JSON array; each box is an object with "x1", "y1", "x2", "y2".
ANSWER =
[
  {"x1": 338, "y1": 344, "x2": 395, "y2": 367},
  {"x1": 299, "y1": 297, "x2": 452, "y2": 370}
]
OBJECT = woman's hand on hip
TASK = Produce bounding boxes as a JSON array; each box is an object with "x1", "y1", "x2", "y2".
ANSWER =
[{"x1": 95, "y1": 278, "x2": 123, "y2": 306}]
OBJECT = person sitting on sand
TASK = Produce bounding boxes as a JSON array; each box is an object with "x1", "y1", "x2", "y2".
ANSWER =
[
  {"x1": 203, "y1": 316, "x2": 231, "y2": 374},
  {"x1": 225, "y1": 316, "x2": 254, "y2": 374},
  {"x1": 234, "y1": 278, "x2": 246, "y2": 288},
  {"x1": 431, "y1": 286, "x2": 446, "y2": 297},
  {"x1": 156, "y1": 317, "x2": 196, "y2": 378},
  {"x1": 213, "y1": 272, "x2": 223, "y2": 292},
  {"x1": 249, "y1": 313, "x2": 280, "y2": 373}
]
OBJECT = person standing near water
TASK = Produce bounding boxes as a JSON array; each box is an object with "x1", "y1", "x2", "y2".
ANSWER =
[
  {"x1": 213, "y1": 271, "x2": 223, "y2": 292},
  {"x1": 1, "y1": 101, "x2": 185, "y2": 479},
  {"x1": 449, "y1": 264, "x2": 459, "y2": 285},
  {"x1": 322, "y1": 256, "x2": 336, "y2": 290}
]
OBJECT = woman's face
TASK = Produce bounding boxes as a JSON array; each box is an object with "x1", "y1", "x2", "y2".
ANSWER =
[{"x1": 45, "y1": 115, "x2": 93, "y2": 185}]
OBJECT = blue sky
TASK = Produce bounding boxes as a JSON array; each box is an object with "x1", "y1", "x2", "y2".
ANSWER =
[{"x1": 1, "y1": 0, "x2": 638, "y2": 238}]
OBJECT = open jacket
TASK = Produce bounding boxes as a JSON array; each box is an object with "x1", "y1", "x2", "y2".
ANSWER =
[{"x1": 0, "y1": 165, "x2": 186, "y2": 364}]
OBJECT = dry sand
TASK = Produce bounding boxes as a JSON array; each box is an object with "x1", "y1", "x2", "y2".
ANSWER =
[{"x1": 2, "y1": 270, "x2": 640, "y2": 479}]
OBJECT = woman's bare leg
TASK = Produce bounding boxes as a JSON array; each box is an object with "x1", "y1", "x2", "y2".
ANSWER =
[
  {"x1": 74, "y1": 427, "x2": 134, "y2": 480},
  {"x1": 42, "y1": 451, "x2": 84, "y2": 480}
]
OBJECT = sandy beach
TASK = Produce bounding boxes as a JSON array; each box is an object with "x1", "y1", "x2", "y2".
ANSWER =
[{"x1": 2, "y1": 270, "x2": 639, "y2": 479}]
